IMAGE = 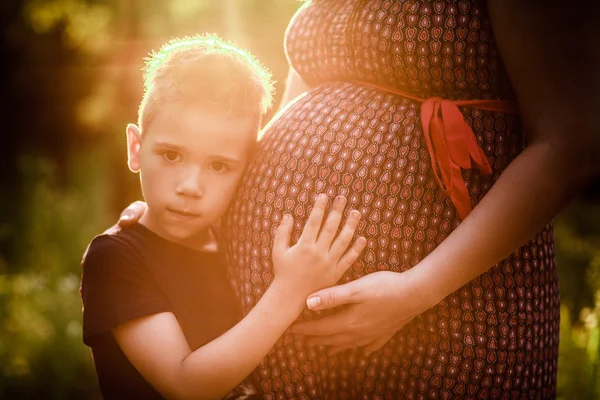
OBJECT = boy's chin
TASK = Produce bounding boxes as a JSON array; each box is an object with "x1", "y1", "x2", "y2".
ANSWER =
[{"x1": 163, "y1": 223, "x2": 215, "y2": 245}]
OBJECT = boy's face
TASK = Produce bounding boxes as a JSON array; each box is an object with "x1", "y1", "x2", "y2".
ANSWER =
[{"x1": 127, "y1": 104, "x2": 257, "y2": 248}]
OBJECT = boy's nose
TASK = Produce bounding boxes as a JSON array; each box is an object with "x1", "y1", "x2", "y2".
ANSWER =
[{"x1": 176, "y1": 168, "x2": 204, "y2": 198}]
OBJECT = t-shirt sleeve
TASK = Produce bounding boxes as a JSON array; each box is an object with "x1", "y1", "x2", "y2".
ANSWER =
[{"x1": 81, "y1": 234, "x2": 171, "y2": 346}]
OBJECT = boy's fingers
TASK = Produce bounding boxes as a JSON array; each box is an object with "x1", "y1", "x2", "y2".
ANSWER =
[
  {"x1": 316, "y1": 196, "x2": 347, "y2": 247},
  {"x1": 272, "y1": 214, "x2": 293, "y2": 256},
  {"x1": 299, "y1": 194, "x2": 328, "y2": 243},
  {"x1": 329, "y1": 210, "x2": 362, "y2": 258},
  {"x1": 336, "y1": 236, "x2": 367, "y2": 276},
  {"x1": 118, "y1": 201, "x2": 147, "y2": 227}
]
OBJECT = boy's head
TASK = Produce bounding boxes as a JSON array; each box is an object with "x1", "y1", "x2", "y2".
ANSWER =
[{"x1": 126, "y1": 34, "x2": 274, "y2": 247}]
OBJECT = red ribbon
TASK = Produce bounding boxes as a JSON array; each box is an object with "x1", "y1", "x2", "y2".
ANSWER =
[{"x1": 352, "y1": 81, "x2": 520, "y2": 220}]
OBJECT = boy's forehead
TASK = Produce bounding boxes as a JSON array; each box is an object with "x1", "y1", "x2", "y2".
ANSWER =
[{"x1": 147, "y1": 105, "x2": 257, "y2": 154}]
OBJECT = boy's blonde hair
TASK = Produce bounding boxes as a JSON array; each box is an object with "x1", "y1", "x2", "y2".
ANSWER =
[{"x1": 138, "y1": 34, "x2": 274, "y2": 133}]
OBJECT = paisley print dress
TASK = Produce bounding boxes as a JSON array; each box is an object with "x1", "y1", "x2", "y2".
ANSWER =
[{"x1": 222, "y1": 1, "x2": 559, "y2": 399}]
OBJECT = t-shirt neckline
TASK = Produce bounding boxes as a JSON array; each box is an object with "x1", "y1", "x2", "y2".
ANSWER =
[{"x1": 127, "y1": 222, "x2": 220, "y2": 256}]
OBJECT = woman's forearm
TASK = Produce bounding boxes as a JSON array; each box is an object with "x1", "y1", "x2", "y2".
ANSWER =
[
  {"x1": 412, "y1": 0, "x2": 600, "y2": 307},
  {"x1": 276, "y1": 68, "x2": 311, "y2": 113},
  {"x1": 178, "y1": 280, "x2": 304, "y2": 399},
  {"x1": 410, "y1": 138, "x2": 598, "y2": 307}
]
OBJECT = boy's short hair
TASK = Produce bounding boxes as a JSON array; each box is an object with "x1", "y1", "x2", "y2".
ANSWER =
[{"x1": 138, "y1": 34, "x2": 274, "y2": 134}]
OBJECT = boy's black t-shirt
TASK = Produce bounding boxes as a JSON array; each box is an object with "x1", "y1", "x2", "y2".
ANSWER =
[{"x1": 80, "y1": 223, "x2": 249, "y2": 399}]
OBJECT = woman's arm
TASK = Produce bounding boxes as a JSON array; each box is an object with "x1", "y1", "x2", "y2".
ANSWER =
[
  {"x1": 276, "y1": 67, "x2": 312, "y2": 113},
  {"x1": 290, "y1": 0, "x2": 600, "y2": 353},
  {"x1": 407, "y1": 0, "x2": 600, "y2": 305},
  {"x1": 113, "y1": 195, "x2": 366, "y2": 399}
]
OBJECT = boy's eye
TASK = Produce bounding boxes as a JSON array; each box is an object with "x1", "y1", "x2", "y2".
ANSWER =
[
  {"x1": 210, "y1": 162, "x2": 229, "y2": 172},
  {"x1": 161, "y1": 150, "x2": 181, "y2": 162}
]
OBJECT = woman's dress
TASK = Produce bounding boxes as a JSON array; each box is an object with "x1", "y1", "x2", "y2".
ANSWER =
[{"x1": 222, "y1": 1, "x2": 559, "y2": 398}]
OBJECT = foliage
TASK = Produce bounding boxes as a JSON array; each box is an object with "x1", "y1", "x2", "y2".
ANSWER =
[
  {"x1": 555, "y1": 201, "x2": 600, "y2": 400},
  {"x1": 1, "y1": 154, "x2": 110, "y2": 399}
]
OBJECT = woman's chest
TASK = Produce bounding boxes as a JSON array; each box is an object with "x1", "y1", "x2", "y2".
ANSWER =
[{"x1": 286, "y1": 0, "x2": 509, "y2": 99}]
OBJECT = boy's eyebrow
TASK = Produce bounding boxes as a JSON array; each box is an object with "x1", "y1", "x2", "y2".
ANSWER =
[
  {"x1": 153, "y1": 141, "x2": 184, "y2": 151},
  {"x1": 212, "y1": 155, "x2": 242, "y2": 165}
]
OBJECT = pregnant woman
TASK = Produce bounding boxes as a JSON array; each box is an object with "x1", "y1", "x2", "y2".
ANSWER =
[
  {"x1": 218, "y1": 1, "x2": 599, "y2": 399},
  {"x1": 118, "y1": 0, "x2": 599, "y2": 398}
]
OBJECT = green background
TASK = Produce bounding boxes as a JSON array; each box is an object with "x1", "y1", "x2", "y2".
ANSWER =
[{"x1": 0, "y1": 1, "x2": 598, "y2": 398}]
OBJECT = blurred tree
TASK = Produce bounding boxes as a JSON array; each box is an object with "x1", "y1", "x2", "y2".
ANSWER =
[{"x1": 555, "y1": 199, "x2": 600, "y2": 399}]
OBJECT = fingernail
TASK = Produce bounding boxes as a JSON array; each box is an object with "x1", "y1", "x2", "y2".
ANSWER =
[
  {"x1": 282, "y1": 213, "x2": 290, "y2": 221},
  {"x1": 120, "y1": 215, "x2": 130, "y2": 221},
  {"x1": 307, "y1": 296, "x2": 321, "y2": 310},
  {"x1": 336, "y1": 196, "x2": 346, "y2": 205}
]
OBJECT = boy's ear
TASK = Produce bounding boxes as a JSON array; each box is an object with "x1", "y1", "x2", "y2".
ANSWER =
[{"x1": 126, "y1": 124, "x2": 142, "y2": 173}]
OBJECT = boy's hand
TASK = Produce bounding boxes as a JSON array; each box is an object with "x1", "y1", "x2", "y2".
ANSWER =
[{"x1": 271, "y1": 194, "x2": 366, "y2": 298}]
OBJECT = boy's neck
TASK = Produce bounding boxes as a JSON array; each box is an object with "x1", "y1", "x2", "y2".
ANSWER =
[{"x1": 139, "y1": 211, "x2": 218, "y2": 253}]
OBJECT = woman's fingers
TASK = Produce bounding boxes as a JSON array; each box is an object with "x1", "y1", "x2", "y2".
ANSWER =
[
  {"x1": 327, "y1": 342, "x2": 370, "y2": 356},
  {"x1": 304, "y1": 279, "x2": 360, "y2": 312},
  {"x1": 102, "y1": 223, "x2": 122, "y2": 235},
  {"x1": 316, "y1": 196, "x2": 347, "y2": 246},
  {"x1": 329, "y1": 210, "x2": 362, "y2": 259},
  {"x1": 305, "y1": 332, "x2": 370, "y2": 348},
  {"x1": 363, "y1": 332, "x2": 395, "y2": 356},
  {"x1": 299, "y1": 193, "x2": 328, "y2": 243},
  {"x1": 326, "y1": 345, "x2": 352, "y2": 356},
  {"x1": 272, "y1": 214, "x2": 294, "y2": 258},
  {"x1": 118, "y1": 201, "x2": 147, "y2": 227}
]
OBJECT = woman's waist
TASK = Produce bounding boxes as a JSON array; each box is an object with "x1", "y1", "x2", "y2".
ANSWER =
[
  {"x1": 262, "y1": 81, "x2": 524, "y2": 215},
  {"x1": 305, "y1": 79, "x2": 516, "y2": 104}
]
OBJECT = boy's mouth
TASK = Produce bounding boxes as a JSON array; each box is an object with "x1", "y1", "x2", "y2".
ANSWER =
[{"x1": 166, "y1": 207, "x2": 201, "y2": 220}]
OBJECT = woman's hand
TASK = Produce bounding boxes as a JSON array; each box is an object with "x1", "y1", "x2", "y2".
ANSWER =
[
  {"x1": 272, "y1": 194, "x2": 367, "y2": 297},
  {"x1": 290, "y1": 269, "x2": 434, "y2": 355},
  {"x1": 99, "y1": 201, "x2": 147, "y2": 235},
  {"x1": 117, "y1": 201, "x2": 147, "y2": 227}
]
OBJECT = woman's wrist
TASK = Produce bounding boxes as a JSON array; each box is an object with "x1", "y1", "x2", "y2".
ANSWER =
[{"x1": 403, "y1": 260, "x2": 449, "y2": 310}]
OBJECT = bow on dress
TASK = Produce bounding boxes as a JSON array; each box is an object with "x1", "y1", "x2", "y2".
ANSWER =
[{"x1": 354, "y1": 81, "x2": 519, "y2": 220}]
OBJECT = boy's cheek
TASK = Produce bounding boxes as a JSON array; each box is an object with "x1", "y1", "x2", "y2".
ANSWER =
[{"x1": 225, "y1": 170, "x2": 246, "y2": 189}]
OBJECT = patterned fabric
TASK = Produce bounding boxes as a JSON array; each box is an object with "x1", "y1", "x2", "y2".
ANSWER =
[
  {"x1": 224, "y1": 378, "x2": 261, "y2": 400},
  {"x1": 222, "y1": 1, "x2": 559, "y2": 399}
]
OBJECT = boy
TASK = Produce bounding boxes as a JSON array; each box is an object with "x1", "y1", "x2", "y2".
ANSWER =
[{"x1": 80, "y1": 34, "x2": 366, "y2": 399}]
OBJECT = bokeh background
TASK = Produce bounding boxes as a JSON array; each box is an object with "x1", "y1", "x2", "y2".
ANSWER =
[{"x1": 0, "y1": 1, "x2": 598, "y2": 399}]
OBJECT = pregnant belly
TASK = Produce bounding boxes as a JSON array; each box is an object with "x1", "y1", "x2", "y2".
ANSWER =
[{"x1": 222, "y1": 81, "x2": 465, "y2": 317}]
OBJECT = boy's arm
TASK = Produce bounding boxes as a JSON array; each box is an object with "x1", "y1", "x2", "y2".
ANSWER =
[
  {"x1": 113, "y1": 195, "x2": 366, "y2": 400},
  {"x1": 113, "y1": 281, "x2": 303, "y2": 400}
]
